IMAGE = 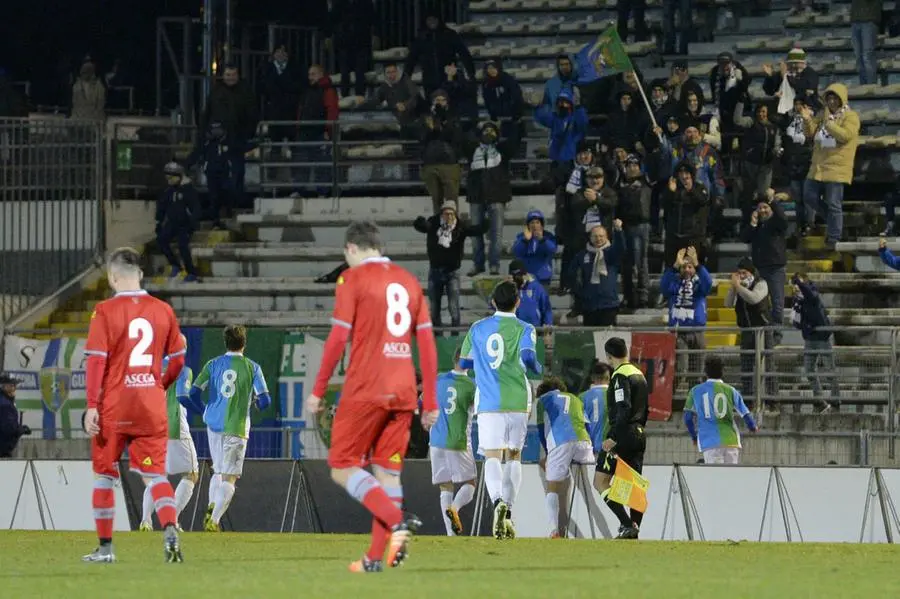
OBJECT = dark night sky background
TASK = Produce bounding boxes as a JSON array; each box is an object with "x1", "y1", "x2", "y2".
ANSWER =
[{"x1": 1, "y1": 0, "x2": 327, "y2": 107}]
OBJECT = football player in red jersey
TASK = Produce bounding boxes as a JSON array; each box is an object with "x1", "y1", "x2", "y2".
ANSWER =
[
  {"x1": 306, "y1": 221, "x2": 439, "y2": 573},
  {"x1": 82, "y1": 247, "x2": 187, "y2": 564}
]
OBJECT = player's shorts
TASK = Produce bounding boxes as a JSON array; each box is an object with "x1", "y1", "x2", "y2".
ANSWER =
[
  {"x1": 476, "y1": 412, "x2": 529, "y2": 455},
  {"x1": 430, "y1": 446, "x2": 477, "y2": 485},
  {"x1": 92, "y1": 430, "x2": 166, "y2": 479},
  {"x1": 166, "y1": 437, "x2": 199, "y2": 475},
  {"x1": 208, "y1": 430, "x2": 248, "y2": 477},
  {"x1": 545, "y1": 441, "x2": 595, "y2": 482},
  {"x1": 328, "y1": 400, "x2": 413, "y2": 472},
  {"x1": 596, "y1": 425, "x2": 647, "y2": 477},
  {"x1": 703, "y1": 447, "x2": 740, "y2": 464}
]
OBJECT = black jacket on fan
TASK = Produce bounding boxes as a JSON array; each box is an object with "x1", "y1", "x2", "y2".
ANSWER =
[
  {"x1": 740, "y1": 201, "x2": 787, "y2": 269},
  {"x1": 414, "y1": 215, "x2": 487, "y2": 271}
]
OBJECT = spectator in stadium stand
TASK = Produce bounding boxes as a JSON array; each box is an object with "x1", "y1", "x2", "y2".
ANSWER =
[
  {"x1": 570, "y1": 220, "x2": 625, "y2": 326},
  {"x1": 616, "y1": 154, "x2": 652, "y2": 310},
  {"x1": 666, "y1": 60, "x2": 704, "y2": 106},
  {"x1": 732, "y1": 98, "x2": 783, "y2": 227},
  {"x1": 466, "y1": 121, "x2": 511, "y2": 276},
  {"x1": 328, "y1": 0, "x2": 376, "y2": 100},
  {"x1": 260, "y1": 44, "x2": 302, "y2": 155},
  {"x1": 414, "y1": 200, "x2": 487, "y2": 330},
  {"x1": 777, "y1": 97, "x2": 815, "y2": 234},
  {"x1": 156, "y1": 162, "x2": 200, "y2": 282},
  {"x1": 708, "y1": 52, "x2": 751, "y2": 155},
  {"x1": 660, "y1": 161, "x2": 711, "y2": 267},
  {"x1": 617, "y1": 0, "x2": 649, "y2": 42},
  {"x1": 539, "y1": 55, "x2": 577, "y2": 109},
  {"x1": 726, "y1": 257, "x2": 776, "y2": 410},
  {"x1": 297, "y1": 64, "x2": 340, "y2": 195},
  {"x1": 762, "y1": 48, "x2": 820, "y2": 110},
  {"x1": 741, "y1": 191, "x2": 788, "y2": 342},
  {"x1": 580, "y1": 166, "x2": 619, "y2": 234},
  {"x1": 608, "y1": 70, "x2": 647, "y2": 114},
  {"x1": 799, "y1": 83, "x2": 860, "y2": 249},
  {"x1": 421, "y1": 89, "x2": 463, "y2": 215},
  {"x1": 404, "y1": 9, "x2": 476, "y2": 98},
  {"x1": 649, "y1": 79, "x2": 679, "y2": 128},
  {"x1": 790, "y1": 273, "x2": 840, "y2": 414},
  {"x1": 201, "y1": 65, "x2": 258, "y2": 147},
  {"x1": 186, "y1": 121, "x2": 253, "y2": 228},
  {"x1": 509, "y1": 259, "x2": 553, "y2": 329},
  {"x1": 534, "y1": 88, "x2": 588, "y2": 169},
  {"x1": 0, "y1": 374, "x2": 31, "y2": 459},
  {"x1": 361, "y1": 62, "x2": 421, "y2": 138},
  {"x1": 482, "y1": 60, "x2": 525, "y2": 157},
  {"x1": 602, "y1": 90, "x2": 648, "y2": 156},
  {"x1": 70, "y1": 61, "x2": 105, "y2": 122},
  {"x1": 555, "y1": 142, "x2": 597, "y2": 293},
  {"x1": 513, "y1": 211, "x2": 558, "y2": 288},
  {"x1": 661, "y1": 247, "x2": 713, "y2": 387},
  {"x1": 679, "y1": 90, "x2": 721, "y2": 151},
  {"x1": 851, "y1": 0, "x2": 883, "y2": 85},
  {"x1": 442, "y1": 61, "x2": 479, "y2": 132},
  {"x1": 662, "y1": 0, "x2": 692, "y2": 57},
  {"x1": 879, "y1": 236, "x2": 900, "y2": 271}
]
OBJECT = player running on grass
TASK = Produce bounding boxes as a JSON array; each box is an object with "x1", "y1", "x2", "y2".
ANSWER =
[
  {"x1": 430, "y1": 349, "x2": 477, "y2": 536},
  {"x1": 536, "y1": 376, "x2": 595, "y2": 538},
  {"x1": 684, "y1": 355, "x2": 758, "y2": 464},
  {"x1": 460, "y1": 280, "x2": 542, "y2": 540},
  {"x1": 182, "y1": 324, "x2": 271, "y2": 532},
  {"x1": 82, "y1": 247, "x2": 187, "y2": 563},
  {"x1": 140, "y1": 337, "x2": 198, "y2": 531},
  {"x1": 306, "y1": 221, "x2": 439, "y2": 573}
]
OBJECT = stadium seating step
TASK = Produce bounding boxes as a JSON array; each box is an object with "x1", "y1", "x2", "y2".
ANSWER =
[{"x1": 704, "y1": 332, "x2": 738, "y2": 348}]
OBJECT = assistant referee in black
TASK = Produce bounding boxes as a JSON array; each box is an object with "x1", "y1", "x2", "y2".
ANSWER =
[{"x1": 594, "y1": 337, "x2": 649, "y2": 539}]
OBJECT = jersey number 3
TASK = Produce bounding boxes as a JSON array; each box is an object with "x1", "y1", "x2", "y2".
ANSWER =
[
  {"x1": 386, "y1": 283, "x2": 411, "y2": 337},
  {"x1": 128, "y1": 317, "x2": 154, "y2": 367}
]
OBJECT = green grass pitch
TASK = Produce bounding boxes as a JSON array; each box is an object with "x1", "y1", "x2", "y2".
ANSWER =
[{"x1": 4, "y1": 532, "x2": 900, "y2": 598}]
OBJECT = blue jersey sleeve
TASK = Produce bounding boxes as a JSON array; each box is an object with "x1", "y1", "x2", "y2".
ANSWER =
[
  {"x1": 732, "y1": 389, "x2": 750, "y2": 417},
  {"x1": 251, "y1": 361, "x2": 272, "y2": 410},
  {"x1": 175, "y1": 366, "x2": 192, "y2": 398},
  {"x1": 520, "y1": 324, "x2": 541, "y2": 374}
]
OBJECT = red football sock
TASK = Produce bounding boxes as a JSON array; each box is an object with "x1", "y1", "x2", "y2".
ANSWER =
[
  {"x1": 361, "y1": 486, "x2": 403, "y2": 531},
  {"x1": 150, "y1": 480, "x2": 178, "y2": 528},
  {"x1": 92, "y1": 487, "x2": 115, "y2": 542},
  {"x1": 366, "y1": 494, "x2": 403, "y2": 561}
]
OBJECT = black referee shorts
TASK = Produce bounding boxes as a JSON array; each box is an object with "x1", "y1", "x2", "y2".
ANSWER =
[{"x1": 596, "y1": 426, "x2": 647, "y2": 476}]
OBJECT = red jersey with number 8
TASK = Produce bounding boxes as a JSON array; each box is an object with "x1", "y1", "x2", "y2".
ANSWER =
[
  {"x1": 330, "y1": 257, "x2": 430, "y2": 411},
  {"x1": 84, "y1": 290, "x2": 185, "y2": 435}
]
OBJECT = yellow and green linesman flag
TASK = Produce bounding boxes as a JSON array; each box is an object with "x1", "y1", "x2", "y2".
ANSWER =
[
  {"x1": 574, "y1": 25, "x2": 634, "y2": 84},
  {"x1": 608, "y1": 457, "x2": 650, "y2": 512}
]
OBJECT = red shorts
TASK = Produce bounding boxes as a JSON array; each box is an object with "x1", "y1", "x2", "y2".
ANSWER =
[
  {"x1": 328, "y1": 401, "x2": 413, "y2": 472},
  {"x1": 92, "y1": 430, "x2": 167, "y2": 479}
]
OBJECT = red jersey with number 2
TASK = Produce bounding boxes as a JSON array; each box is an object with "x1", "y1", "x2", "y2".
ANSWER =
[
  {"x1": 84, "y1": 290, "x2": 185, "y2": 435},
  {"x1": 330, "y1": 257, "x2": 430, "y2": 411}
]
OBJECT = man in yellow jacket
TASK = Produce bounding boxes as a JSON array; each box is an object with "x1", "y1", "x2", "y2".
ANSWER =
[{"x1": 799, "y1": 83, "x2": 860, "y2": 248}]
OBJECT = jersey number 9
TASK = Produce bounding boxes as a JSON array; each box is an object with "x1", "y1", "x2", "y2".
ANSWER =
[
  {"x1": 386, "y1": 283, "x2": 412, "y2": 337},
  {"x1": 486, "y1": 333, "x2": 505, "y2": 370}
]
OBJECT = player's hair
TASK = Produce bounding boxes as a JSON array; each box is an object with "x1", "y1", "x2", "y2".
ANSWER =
[
  {"x1": 604, "y1": 337, "x2": 628, "y2": 359},
  {"x1": 454, "y1": 346, "x2": 462, "y2": 363},
  {"x1": 536, "y1": 376, "x2": 566, "y2": 396},
  {"x1": 106, "y1": 247, "x2": 142, "y2": 277},
  {"x1": 224, "y1": 324, "x2": 247, "y2": 351},
  {"x1": 344, "y1": 220, "x2": 383, "y2": 252},
  {"x1": 704, "y1": 355, "x2": 724, "y2": 380},
  {"x1": 491, "y1": 280, "x2": 518, "y2": 312},
  {"x1": 590, "y1": 359, "x2": 613, "y2": 383}
]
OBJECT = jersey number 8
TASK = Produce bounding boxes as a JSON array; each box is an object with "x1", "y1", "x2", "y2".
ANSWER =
[
  {"x1": 220, "y1": 369, "x2": 238, "y2": 399},
  {"x1": 386, "y1": 283, "x2": 411, "y2": 337}
]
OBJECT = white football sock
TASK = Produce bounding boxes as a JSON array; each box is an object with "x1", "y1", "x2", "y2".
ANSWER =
[
  {"x1": 174, "y1": 478, "x2": 196, "y2": 516},
  {"x1": 502, "y1": 460, "x2": 523, "y2": 508},
  {"x1": 452, "y1": 483, "x2": 475, "y2": 511},
  {"x1": 212, "y1": 481, "x2": 235, "y2": 524},
  {"x1": 439, "y1": 491, "x2": 454, "y2": 536},
  {"x1": 208, "y1": 474, "x2": 221, "y2": 509},
  {"x1": 546, "y1": 492, "x2": 560, "y2": 534},
  {"x1": 141, "y1": 485, "x2": 154, "y2": 525},
  {"x1": 484, "y1": 458, "x2": 503, "y2": 503}
]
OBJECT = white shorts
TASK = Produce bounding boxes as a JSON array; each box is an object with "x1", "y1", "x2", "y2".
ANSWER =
[
  {"x1": 208, "y1": 430, "x2": 248, "y2": 477},
  {"x1": 476, "y1": 412, "x2": 529, "y2": 455},
  {"x1": 703, "y1": 447, "x2": 740, "y2": 464},
  {"x1": 545, "y1": 441, "x2": 596, "y2": 482},
  {"x1": 430, "y1": 447, "x2": 477, "y2": 485},
  {"x1": 166, "y1": 437, "x2": 198, "y2": 475}
]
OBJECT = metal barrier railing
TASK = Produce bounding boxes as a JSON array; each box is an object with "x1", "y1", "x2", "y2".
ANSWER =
[{"x1": 0, "y1": 117, "x2": 105, "y2": 325}]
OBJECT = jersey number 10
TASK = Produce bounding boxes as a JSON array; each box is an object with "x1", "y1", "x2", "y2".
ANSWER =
[{"x1": 702, "y1": 391, "x2": 729, "y2": 420}]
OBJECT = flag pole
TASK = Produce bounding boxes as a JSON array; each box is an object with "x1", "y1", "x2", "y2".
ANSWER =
[{"x1": 632, "y1": 71, "x2": 659, "y2": 131}]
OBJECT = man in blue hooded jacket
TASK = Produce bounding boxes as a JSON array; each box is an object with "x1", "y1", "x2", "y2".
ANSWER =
[
  {"x1": 534, "y1": 88, "x2": 588, "y2": 166},
  {"x1": 512, "y1": 210, "x2": 558, "y2": 288},
  {"x1": 509, "y1": 259, "x2": 553, "y2": 329}
]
